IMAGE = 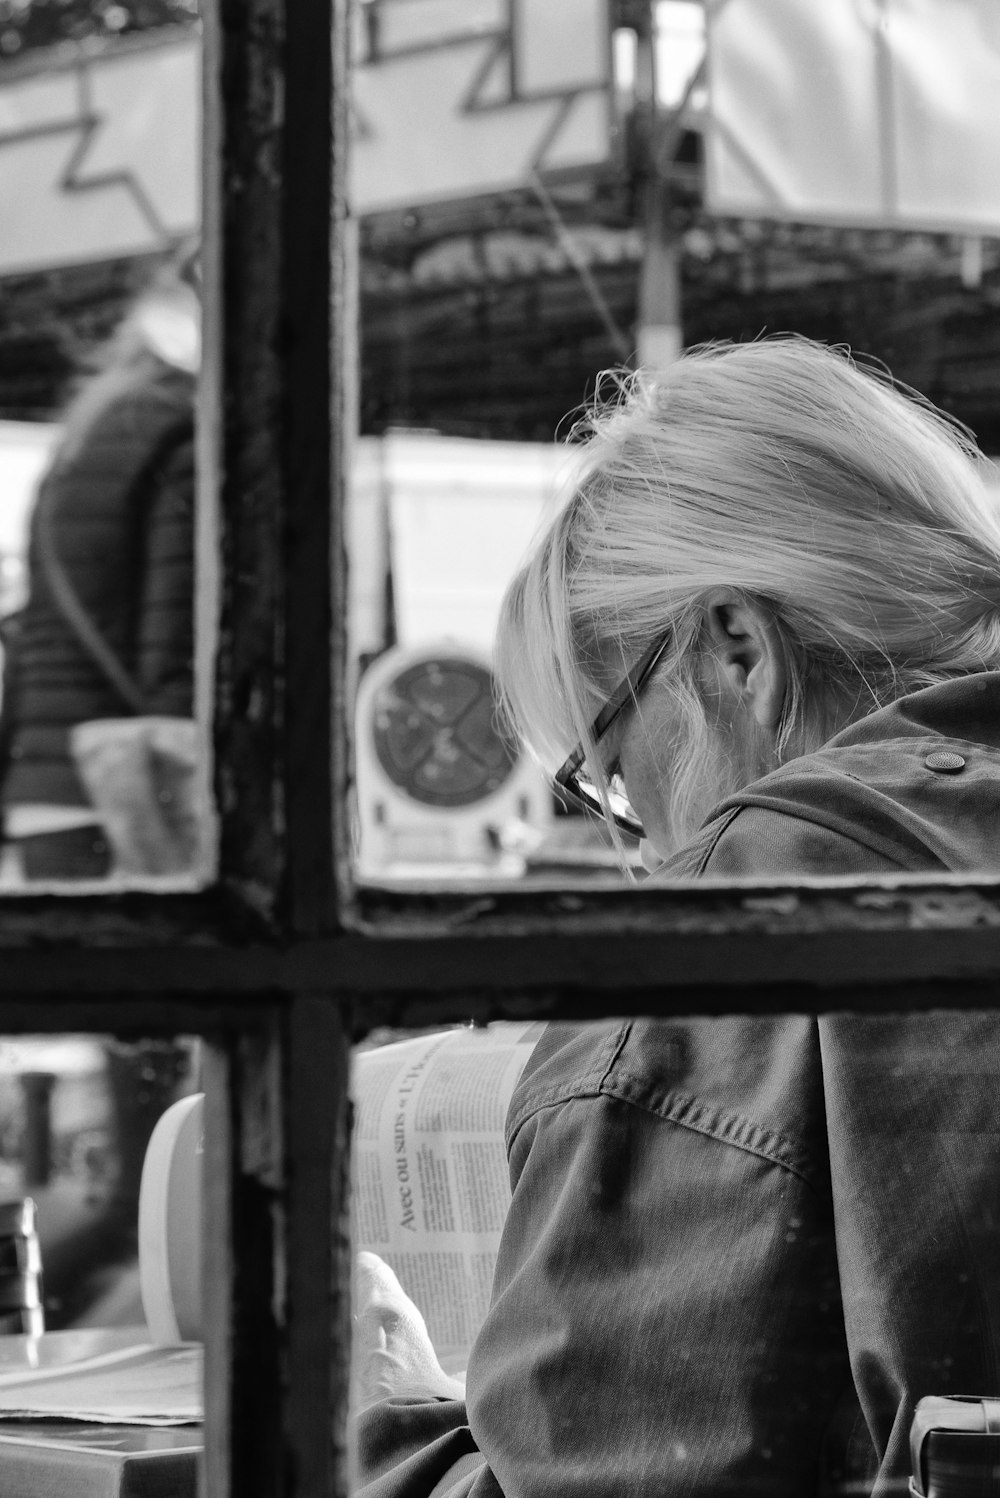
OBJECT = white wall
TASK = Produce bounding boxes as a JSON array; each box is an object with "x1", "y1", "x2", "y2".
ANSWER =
[
  {"x1": 0, "y1": 421, "x2": 59, "y2": 615},
  {"x1": 348, "y1": 430, "x2": 578, "y2": 667}
]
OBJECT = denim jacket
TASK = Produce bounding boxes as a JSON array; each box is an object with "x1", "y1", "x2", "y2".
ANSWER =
[{"x1": 355, "y1": 673, "x2": 1000, "y2": 1497}]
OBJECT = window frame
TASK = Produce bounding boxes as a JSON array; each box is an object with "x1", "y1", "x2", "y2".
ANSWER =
[{"x1": 0, "y1": 3, "x2": 997, "y2": 1496}]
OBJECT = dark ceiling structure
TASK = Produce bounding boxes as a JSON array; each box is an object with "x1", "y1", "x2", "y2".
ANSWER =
[
  {"x1": 0, "y1": 26, "x2": 997, "y2": 453},
  {"x1": 358, "y1": 179, "x2": 1000, "y2": 450},
  {"x1": 1, "y1": 190, "x2": 996, "y2": 454}
]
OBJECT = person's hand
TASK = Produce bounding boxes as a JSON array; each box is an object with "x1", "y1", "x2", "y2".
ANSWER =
[{"x1": 350, "y1": 1251, "x2": 467, "y2": 1410}]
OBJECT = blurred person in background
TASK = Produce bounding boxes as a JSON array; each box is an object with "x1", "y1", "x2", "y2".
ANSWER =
[
  {"x1": 0, "y1": 249, "x2": 200, "y2": 1324},
  {"x1": 351, "y1": 338, "x2": 1000, "y2": 1497},
  {"x1": 0, "y1": 250, "x2": 198, "y2": 880}
]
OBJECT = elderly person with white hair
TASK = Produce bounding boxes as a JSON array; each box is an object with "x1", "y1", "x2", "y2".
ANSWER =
[{"x1": 352, "y1": 338, "x2": 1000, "y2": 1498}]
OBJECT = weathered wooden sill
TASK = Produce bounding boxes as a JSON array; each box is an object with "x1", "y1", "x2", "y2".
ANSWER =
[{"x1": 0, "y1": 879, "x2": 996, "y2": 1026}]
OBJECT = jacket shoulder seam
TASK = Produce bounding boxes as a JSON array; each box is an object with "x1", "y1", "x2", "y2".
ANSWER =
[
  {"x1": 601, "y1": 1066, "x2": 822, "y2": 1188},
  {"x1": 693, "y1": 805, "x2": 744, "y2": 875},
  {"x1": 504, "y1": 1022, "x2": 629, "y2": 1150}
]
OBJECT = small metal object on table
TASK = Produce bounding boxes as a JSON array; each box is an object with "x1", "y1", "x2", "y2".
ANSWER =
[{"x1": 0, "y1": 1198, "x2": 44, "y2": 1337}]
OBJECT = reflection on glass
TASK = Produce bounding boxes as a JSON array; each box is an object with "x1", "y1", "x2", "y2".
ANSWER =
[
  {"x1": 0, "y1": 18, "x2": 204, "y2": 889},
  {"x1": 349, "y1": 0, "x2": 622, "y2": 886},
  {"x1": 1, "y1": 261, "x2": 201, "y2": 887},
  {"x1": 0, "y1": 1033, "x2": 199, "y2": 1330},
  {"x1": 0, "y1": 1032, "x2": 203, "y2": 1485},
  {"x1": 348, "y1": 10, "x2": 1000, "y2": 1486},
  {"x1": 350, "y1": 1, "x2": 1000, "y2": 889}
]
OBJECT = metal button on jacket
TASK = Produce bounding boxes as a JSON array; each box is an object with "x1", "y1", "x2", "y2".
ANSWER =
[{"x1": 924, "y1": 750, "x2": 966, "y2": 774}]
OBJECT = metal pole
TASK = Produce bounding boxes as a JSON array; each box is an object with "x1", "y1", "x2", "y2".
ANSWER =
[
  {"x1": 20, "y1": 1071, "x2": 55, "y2": 1189},
  {"x1": 635, "y1": 2, "x2": 683, "y2": 369}
]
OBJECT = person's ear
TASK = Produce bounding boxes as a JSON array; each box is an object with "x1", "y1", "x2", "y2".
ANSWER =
[{"x1": 702, "y1": 592, "x2": 787, "y2": 730}]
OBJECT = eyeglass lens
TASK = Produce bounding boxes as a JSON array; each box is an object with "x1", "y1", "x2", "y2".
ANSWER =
[{"x1": 566, "y1": 767, "x2": 643, "y2": 839}]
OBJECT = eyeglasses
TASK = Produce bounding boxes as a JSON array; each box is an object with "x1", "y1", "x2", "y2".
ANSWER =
[{"x1": 553, "y1": 628, "x2": 672, "y2": 840}]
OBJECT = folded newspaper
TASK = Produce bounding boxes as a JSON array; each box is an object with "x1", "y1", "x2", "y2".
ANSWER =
[{"x1": 350, "y1": 1021, "x2": 544, "y2": 1373}]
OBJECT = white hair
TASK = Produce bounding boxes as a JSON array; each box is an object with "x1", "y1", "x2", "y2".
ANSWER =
[
  {"x1": 494, "y1": 337, "x2": 1000, "y2": 852},
  {"x1": 57, "y1": 260, "x2": 200, "y2": 466}
]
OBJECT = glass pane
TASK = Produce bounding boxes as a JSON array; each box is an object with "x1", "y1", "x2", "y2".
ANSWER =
[
  {"x1": 0, "y1": 1031, "x2": 204, "y2": 1484},
  {"x1": 349, "y1": 0, "x2": 628, "y2": 887},
  {"x1": 349, "y1": 1010, "x2": 1000, "y2": 1496},
  {"x1": 0, "y1": 9, "x2": 211, "y2": 890},
  {"x1": 347, "y1": 0, "x2": 1000, "y2": 892},
  {"x1": 0, "y1": 1033, "x2": 200, "y2": 1329}
]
